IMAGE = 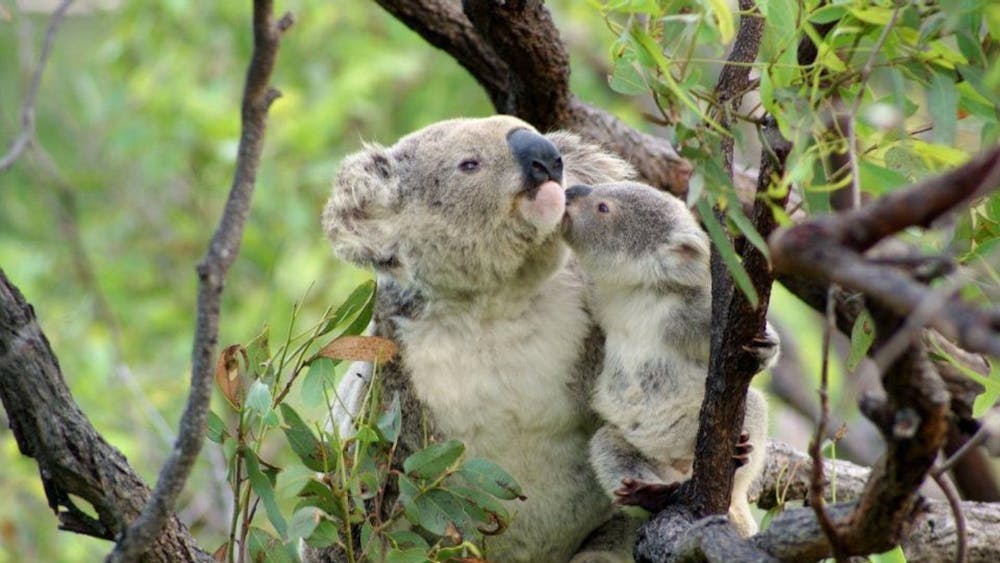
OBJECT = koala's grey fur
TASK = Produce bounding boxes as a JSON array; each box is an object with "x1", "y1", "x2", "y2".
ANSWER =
[
  {"x1": 314, "y1": 116, "x2": 637, "y2": 563},
  {"x1": 562, "y1": 182, "x2": 778, "y2": 537}
]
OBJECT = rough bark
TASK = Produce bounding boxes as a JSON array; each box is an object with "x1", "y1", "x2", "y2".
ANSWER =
[{"x1": 0, "y1": 271, "x2": 212, "y2": 562}]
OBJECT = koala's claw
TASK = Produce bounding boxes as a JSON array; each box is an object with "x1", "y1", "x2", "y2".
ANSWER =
[
  {"x1": 733, "y1": 431, "x2": 753, "y2": 467},
  {"x1": 613, "y1": 478, "x2": 681, "y2": 513}
]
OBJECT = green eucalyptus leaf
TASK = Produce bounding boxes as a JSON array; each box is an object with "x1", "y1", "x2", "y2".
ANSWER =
[
  {"x1": 457, "y1": 458, "x2": 525, "y2": 501},
  {"x1": 245, "y1": 380, "x2": 273, "y2": 417},
  {"x1": 403, "y1": 439, "x2": 465, "y2": 481},
  {"x1": 695, "y1": 198, "x2": 759, "y2": 308},
  {"x1": 206, "y1": 410, "x2": 228, "y2": 444},
  {"x1": 288, "y1": 506, "x2": 322, "y2": 541},
  {"x1": 296, "y1": 478, "x2": 344, "y2": 520},
  {"x1": 847, "y1": 309, "x2": 875, "y2": 372},
  {"x1": 376, "y1": 393, "x2": 402, "y2": 443},
  {"x1": 280, "y1": 403, "x2": 336, "y2": 472},
  {"x1": 319, "y1": 280, "x2": 376, "y2": 336},
  {"x1": 244, "y1": 449, "x2": 288, "y2": 539}
]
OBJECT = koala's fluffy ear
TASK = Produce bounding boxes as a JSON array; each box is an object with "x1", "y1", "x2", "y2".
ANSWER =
[
  {"x1": 656, "y1": 230, "x2": 711, "y2": 288},
  {"x1": 547, "y1": 131, "x2": 636, "y2": 186},
  {"x1": 322, "y1": 144, "x2": 404, "y2": 271}
]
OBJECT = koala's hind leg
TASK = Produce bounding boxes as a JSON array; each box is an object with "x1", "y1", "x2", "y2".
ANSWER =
[
  {"x1": 589, "y1": 424, "x2": 663, "y2": 498},
  {"x1": 729, "y1": 388, "x2": 769, "y2": 537},
  {"x1": 569, "y1": 511, "x2": 639, "y2": 563}
]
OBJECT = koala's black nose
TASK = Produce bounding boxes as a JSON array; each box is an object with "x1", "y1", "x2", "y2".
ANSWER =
[
  {"x1": 565, "y1": 184, "x2": 593, "y2": 202},
  {"x1": 508, "y1": 128, "x2": 563, "y2": 186}
]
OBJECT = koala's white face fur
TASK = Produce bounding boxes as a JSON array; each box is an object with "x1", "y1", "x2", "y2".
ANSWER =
[{"x1": 323, "y1": 116, "x2": 634, "y2": 298}]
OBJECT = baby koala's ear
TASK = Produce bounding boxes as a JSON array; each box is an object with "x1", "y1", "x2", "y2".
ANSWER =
[
  {"x1": 322, "y1": 143, "x2": 405, "y2": 272},
  {"x1": 546, "y1": 131, "x2": 636, "y2": 186},
  {"x1": 656, "y1": 230, "x2": 711, "y2": 288}
]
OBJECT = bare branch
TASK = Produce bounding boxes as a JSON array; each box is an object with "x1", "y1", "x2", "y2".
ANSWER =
[
  {"x1": 932, "y1": 471, "x2": 968, "y2": 563},
  {"x1": 0, "y1": 271, "x2": 211, "y2": 562},
  {"x1": 809, "y1": 287, "x2": 846, "y2": 560},
  {"x1": 106, "y1": 1, "x2": 292, "y2": 560},
  {"x1": 0, "y1": 0, "x2": 74, "y2": 172}
]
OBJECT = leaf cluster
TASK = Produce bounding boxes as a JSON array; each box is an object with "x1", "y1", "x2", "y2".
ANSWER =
[{"x1": 206, "y1": 282, "x2": 523, "y2": 562}]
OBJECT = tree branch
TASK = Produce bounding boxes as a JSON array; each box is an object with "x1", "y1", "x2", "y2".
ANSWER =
[
  {"x1": 685, "y1": 0, "x2": 777, "y2": 518},
  {"x1": 770, "y1": 146, "x2": 1000, "y2": 358},
  {"x1": 373, "y1": 0, "x2": 692, "y2": 193},
  {"x1": 106, "y1": 2, "x2": 292, "y2": 560},
  {"x1": 0, "y1": 0, "x2": 74, "y2": 172},
  {"x1": 0, "y1": 271, "x2": 212, "y2": 562}
]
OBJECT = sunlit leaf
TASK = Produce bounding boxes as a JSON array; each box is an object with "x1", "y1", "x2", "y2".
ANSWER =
[
  {"x1": 245, "y1": 380, "x2": 273, "y2": 417},
  {"x1": 929, "y1": 339, "x2": 1000, "y2": 418},
  {"x1": 927, "y1": 73, "x2": 959, "y2": 145},
  {"x1": 846, "y1": 309, "x2": 875, "y2": 372}
]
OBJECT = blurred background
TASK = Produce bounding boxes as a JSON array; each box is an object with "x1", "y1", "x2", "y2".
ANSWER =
[{"x1": 0, "y1": 1, "x2": 989, "y2": 561}]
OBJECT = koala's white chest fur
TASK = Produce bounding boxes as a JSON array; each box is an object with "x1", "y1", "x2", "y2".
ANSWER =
[
  {"x1": 592, "y1": 289, "x2": 706, "y2": 462},
  {"x1": 396, "y1": 268, "x2": 609, "y2": 561}
]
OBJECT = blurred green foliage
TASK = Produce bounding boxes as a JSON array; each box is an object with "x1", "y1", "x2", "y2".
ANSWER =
[
  {"x1": 3, "y1": 0, "x2": 1000, "y2": 560},
  {"x1": 0, "y1": 1, "x2": 635, "y2": 560}
]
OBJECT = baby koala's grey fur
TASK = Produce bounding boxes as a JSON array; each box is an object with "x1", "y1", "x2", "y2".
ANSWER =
[{"x1": 562, "y1": 181, "x2": 778, "y2": 537}]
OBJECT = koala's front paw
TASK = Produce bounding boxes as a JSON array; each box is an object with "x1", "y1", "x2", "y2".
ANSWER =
[
  {"x1": 742, "y1": 322, "x2": 780, "y2": 374},
  {"x1": 613, "y1": 478, "x2": 681, "y2": 513}
]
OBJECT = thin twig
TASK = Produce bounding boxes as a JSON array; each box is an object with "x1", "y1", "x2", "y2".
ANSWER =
[
  {"x1": 931, "y1": 470, "x2": 968, "y2": 563},
  {"x1": 809, "y1": 285, "x2": 846, "y2": 561},
  {"x1": 934, "y1": 424, "x2": 990, "y2": 477},
  {"x1": 843, "y1": 5, "x2": 901, "y2": 209},
  {"x1": 106, "y1": 2, "x2": 293, "y2": 561},
  {"x1": 871, "y1": 273, "x2": 966, "y2": 373},
  {"x1": 0, "y1": 0, "x2": 74, "y2": 173}
]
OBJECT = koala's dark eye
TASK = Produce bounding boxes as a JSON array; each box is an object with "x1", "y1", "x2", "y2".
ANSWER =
[
  {"x1": 597, "y1": 202, "x2": 610, "y2": 214},
  {"x1": 458, "y1": 159, "x2": 480, "y2": 173}
]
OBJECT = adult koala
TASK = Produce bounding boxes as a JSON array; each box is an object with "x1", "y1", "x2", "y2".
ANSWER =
[{"x1": 315, "y1": 115, "x2": 635, "y2": 562}]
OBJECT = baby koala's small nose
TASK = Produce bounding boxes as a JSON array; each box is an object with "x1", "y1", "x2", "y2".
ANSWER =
[{"x1": 565, "y1": 184, "x2": 593, "y2": 202}]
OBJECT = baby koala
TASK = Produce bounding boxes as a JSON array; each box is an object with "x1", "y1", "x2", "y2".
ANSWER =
[{"x1": 561, "y1": 181, "x2": 778, "y2": 536}]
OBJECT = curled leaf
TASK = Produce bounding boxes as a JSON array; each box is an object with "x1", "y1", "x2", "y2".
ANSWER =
[{"x1": 215, "y1": 344, "x2": 248, "y2": 409}]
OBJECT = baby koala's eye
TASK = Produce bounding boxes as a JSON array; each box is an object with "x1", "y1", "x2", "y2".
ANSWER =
[
  {"x1": 597, "y1": 202, "x2": 610, "y2": 214},
  {"x1": 458, "y1": 159, "x2": 480, "y2": 173}
]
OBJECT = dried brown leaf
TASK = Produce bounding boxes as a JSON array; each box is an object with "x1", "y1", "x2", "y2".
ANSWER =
[
  {"x1": 215, "y1": 344, "x2": 248, "y2": 409},
  {"x1": 211, "y1": 542, "x2": 228, "y2": 562},
  {"x1": 318, "y1": 335, "x2": 398, "y2": 363}
]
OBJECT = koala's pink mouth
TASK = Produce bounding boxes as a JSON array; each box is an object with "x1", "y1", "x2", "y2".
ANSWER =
[
  {"x1": 517, "y1": 180, "x2": 566, "y2": 230},
  {"x1": 522, "y1": 180, "x2": 562, "y2": 201}
]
